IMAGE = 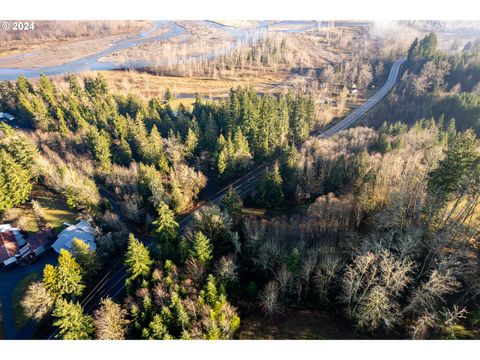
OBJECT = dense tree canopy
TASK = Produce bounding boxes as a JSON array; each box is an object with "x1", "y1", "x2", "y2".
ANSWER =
[
  {"x1": 8, "y1": 38, "x2": 480, "y2": 340},
  {"x1": 43, "y1": 249, "x2": 85, "y2": 299},
  {"x1": 52, "y1": 299, "x2": 94, "y2": 340},
  {"x1": 0, "y1": 123, "x2": 36, "y2": 211}
]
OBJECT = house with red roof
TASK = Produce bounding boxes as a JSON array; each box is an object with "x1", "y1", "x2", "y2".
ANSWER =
[
  {"x1": 0, "y1": 224, "x2": 23, "y2": 266},
  {"x1": 0, "y1": 224, "x2": 55, "y2": 267}
]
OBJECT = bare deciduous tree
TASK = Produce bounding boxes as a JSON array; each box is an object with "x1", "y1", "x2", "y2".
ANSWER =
[
  {"x1": 93, "y1": 298, "x2": 129, "y2": 340},
  {"x1": 275, "y1": 264, "x2": 292, "y2": 295},
  {"x1": 341, "y1": 250, "x2": 412, "y2": 331},
  {"x1": 410, "y1": 313, "x2": 437, "y2": 339},
  {"x1": 357, "y1": 63, "x2": 373, "y2": 90},
  {"x1": 356, "y1": 286, "x2": 398, "y2": 331},
  {"x1": 412, "y1": 60, "x2": 451, "y2": 96},
  {"x1": 214, "y1": 256, "x2": 238, "y2": 286},
  {"x1": 314, "y1": 247, "x2": 343, "y2": 302},
  {"x1": 259, "y1": 281, "x2": 281, "y2": 317},
  {"x1": 21, "y1": 281, "x2": 54, "y2": 321},
  {"x1": 404, "y1": 270, "x2": 460, "y2": 315}
]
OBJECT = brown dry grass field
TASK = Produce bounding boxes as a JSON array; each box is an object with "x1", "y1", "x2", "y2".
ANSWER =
[{"x1": 49, "y1": 68, "x2": 290, "y2": 99}]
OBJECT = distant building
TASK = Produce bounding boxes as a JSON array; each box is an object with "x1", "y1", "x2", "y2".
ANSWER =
[
  {"x1": 350, "y1": 83, "x2": 358, "y2": 95},
  {"x1": 51, "y1": 220, "x2": 96, "y2": 253},
  {"x1": 318, "y1": 97, "x2": 335, "y2": 105},
  {"x1": 0, "y1": 112, "x2": 15, "y2": 121}
]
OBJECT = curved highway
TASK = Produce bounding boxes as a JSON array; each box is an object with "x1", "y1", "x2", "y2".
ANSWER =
[
  {"x1": 322, "y1": 56, "x2": 406, "y2": 137},
  {"x1": 47, "y1": 55, "x2": 406, "y2": 339}
]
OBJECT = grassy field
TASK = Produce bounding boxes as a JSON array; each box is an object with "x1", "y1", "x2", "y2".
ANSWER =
[
  {"x1": 31, "y1": 186, "x2": 79, "y2": 233},
  {"x1": 12, "y1": 273, "x2": 39, "y2": 331},
  {"x1": 49, "y1": 69, "x2": 290, "y2": 100},
  {"x1": 3, "y1": 185, "x2": 79, "y2": 234},
  {"x1": 167, "y1": 97, "x2": 198, "y2": 111},
  {"x1": 238, "y1": 309, "x2": 358, "y2": 339}
]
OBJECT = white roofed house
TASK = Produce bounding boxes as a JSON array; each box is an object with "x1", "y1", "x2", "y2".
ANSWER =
[{"x1": 51, "y1": 220, "x2": 96, "y2": 253}]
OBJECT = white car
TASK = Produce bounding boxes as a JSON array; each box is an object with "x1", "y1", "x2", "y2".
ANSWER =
[{"x1": 0, "y1": 112, "x2": 15, "y2": 121}]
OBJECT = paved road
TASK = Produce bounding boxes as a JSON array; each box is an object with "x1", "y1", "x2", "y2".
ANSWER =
[
  {"x1": 321, "y1": 57, "x2": 406, "y2": 137},
  {"x1": 46, "y1": 55, "x2": 406, "y2": 339}
]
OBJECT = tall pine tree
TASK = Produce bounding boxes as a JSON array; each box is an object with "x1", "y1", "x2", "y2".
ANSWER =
[
  {"x1": 125, "y1": 234, "x2": 153, "y2": 291},
  {"x1": 153, "y1": 202, "x2": 179, "y2": 257},
  {"x1": 52, "y1": 299, "x2": 94, "y2": 340},
  {"x1": 0, "y1": 149, "x2": 33, "y2": 211}
]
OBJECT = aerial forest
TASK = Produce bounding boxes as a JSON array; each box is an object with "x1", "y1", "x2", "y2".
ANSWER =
[{"x1": 1, "y1": 31, "x2": 480, "y2": 340}]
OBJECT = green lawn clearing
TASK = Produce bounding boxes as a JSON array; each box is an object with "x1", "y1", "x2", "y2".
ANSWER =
[
  {"x1": 5, "y1": 185, "x2": 79, "y2": 234},
  {"x1": 31, "y1": 185, "x2": 79, "y2": 233},
  {"x1": 12, "y1": 272, "x2": 39, "y2": 331},
  {"x1": 168, "y1": 97, "x2": 197, "y2": 111}
]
